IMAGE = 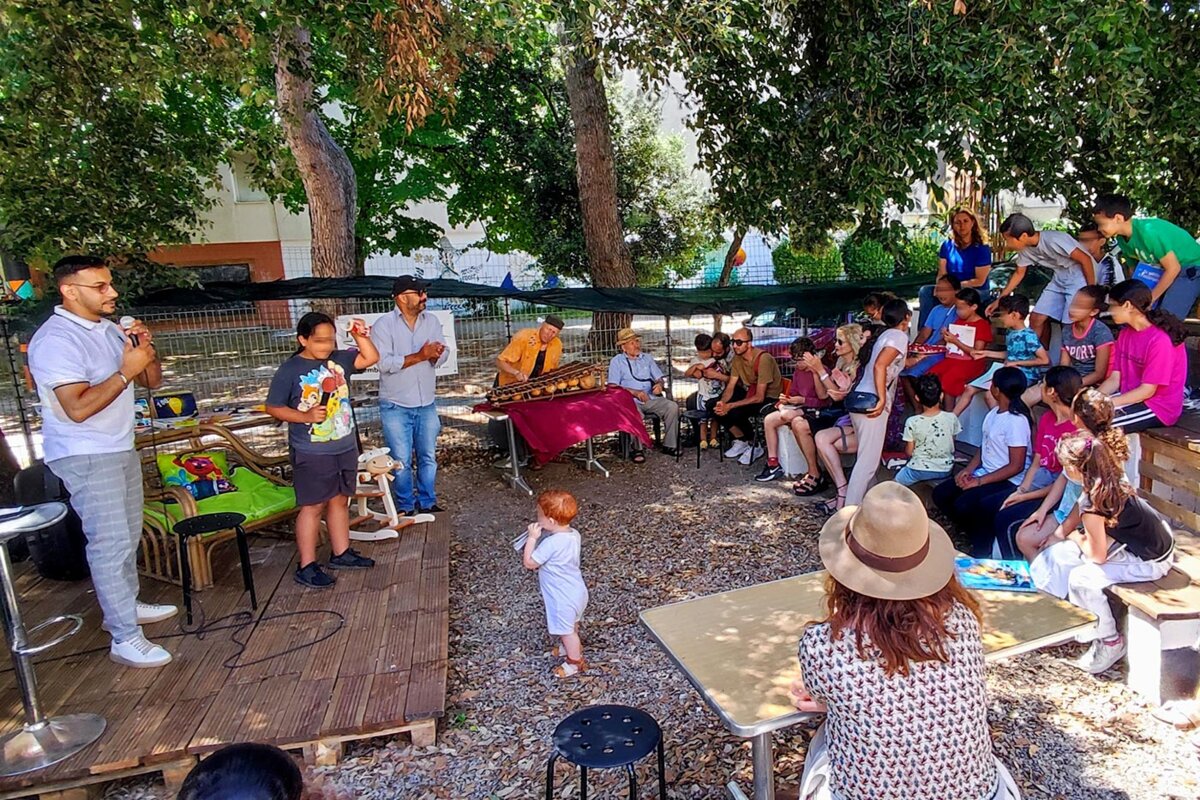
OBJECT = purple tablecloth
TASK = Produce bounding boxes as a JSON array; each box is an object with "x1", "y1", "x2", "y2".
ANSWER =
[{"x1": 476, "y1": 387, "x2": 653, "y2": 464}]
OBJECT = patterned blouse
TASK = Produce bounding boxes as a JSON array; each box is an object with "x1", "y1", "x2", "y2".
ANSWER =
[{"x1": 798, "y1": 602, "x2": 998, "y2": 800}]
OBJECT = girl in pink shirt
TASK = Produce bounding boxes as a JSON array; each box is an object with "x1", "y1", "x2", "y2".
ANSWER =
[{"x1": 1100, "y1": 280, "x2": 1189, "y2": 431}]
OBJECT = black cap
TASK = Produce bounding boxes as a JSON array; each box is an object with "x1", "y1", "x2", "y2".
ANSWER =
[
  {"x1": 392, "y1": 275, "x2": 429, "y2": 296},
  {"x1": 544, "y1": 314, "x2": 565, "y2": 330}
]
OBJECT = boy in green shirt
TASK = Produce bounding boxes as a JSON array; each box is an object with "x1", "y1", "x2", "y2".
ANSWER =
[{"x1": 1093, "y1": 193, "x2": 1200, "y2": 319}]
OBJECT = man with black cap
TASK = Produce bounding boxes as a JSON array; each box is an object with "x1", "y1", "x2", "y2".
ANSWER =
[
  {"x1": 496, "y1": 315, "x2": 565, "y2": 385},
  {"x1": 490, "y1": 315, "x2": 566, "y2": 463},
  {"x1": 371, "y1": 275, "x2": 448, "y2": 514}
]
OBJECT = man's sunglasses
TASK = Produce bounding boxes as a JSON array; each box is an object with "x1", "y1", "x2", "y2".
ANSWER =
[{"x1": 731, "y1": 338, "x2": 749, "y2": 345}]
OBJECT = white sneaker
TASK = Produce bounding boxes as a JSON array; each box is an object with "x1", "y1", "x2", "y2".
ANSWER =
[
  {"x1": 101, "y1": 601, "x2": 179, "y2": 631},
  {"x1": 136, "y1": 602, "x2": 178, "y2": 624},
  {"x1": 110, "y1": 634, "x2": 172, "y2": 668},
  {"x1": 724, "y1": 440, "x2": 750, "y2": 459},
  {"x1": 738, "y1": 445, "x2": 764, "y2": 466},
  {"x1": 1071, "y1": 637, "x2": 1127, "y2": 674}
]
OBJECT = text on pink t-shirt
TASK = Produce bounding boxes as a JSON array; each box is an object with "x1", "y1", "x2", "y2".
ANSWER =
[
  {"x1": 1113, "y1": 325, "x2": 1188, "y2": 426},
  {"x1": 1034, "y1": 413, "x2": 1078, "y2": 473}
]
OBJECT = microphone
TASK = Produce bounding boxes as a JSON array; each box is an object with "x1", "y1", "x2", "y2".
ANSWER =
[{"x1": 119, "y1": 316, "x2": 139, "y2": 347}]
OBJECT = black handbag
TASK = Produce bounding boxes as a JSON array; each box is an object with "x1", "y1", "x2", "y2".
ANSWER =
[{"x1": 843, "y1": 391, "x2": 879, "y2": 414}]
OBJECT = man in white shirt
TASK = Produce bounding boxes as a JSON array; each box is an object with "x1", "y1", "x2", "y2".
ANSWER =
[{"x1": 27, "y1": 256, "x2": 176, "y2": 668}]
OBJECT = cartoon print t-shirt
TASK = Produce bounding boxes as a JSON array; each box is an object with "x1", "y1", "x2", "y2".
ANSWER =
[{"x1": 267, "y1": 349, "x2": 361, "y2": 454}]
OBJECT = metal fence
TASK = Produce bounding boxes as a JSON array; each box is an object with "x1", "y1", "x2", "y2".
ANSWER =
[{"x1": 0, "y1": 299, "x2": 794, "y2": 468}]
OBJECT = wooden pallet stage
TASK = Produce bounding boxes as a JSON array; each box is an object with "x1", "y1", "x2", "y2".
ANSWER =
[{"x1": 0, "y1": 516, "x2": 450, "y2": 799}]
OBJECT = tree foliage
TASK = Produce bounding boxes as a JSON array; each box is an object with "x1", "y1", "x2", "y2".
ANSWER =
[{"x1": 608, "y1": 0, "x2": 1200, "y2": 239}]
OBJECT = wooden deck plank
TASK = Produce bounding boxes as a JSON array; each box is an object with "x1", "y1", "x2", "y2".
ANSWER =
[
  {"x1": 321, "y1": 674, "x2": 373, "y2": 737},
  {"x1": 190, "y1": 679, "x2": 262, "y2": 754},
  {"x1": 418, "y1": 566, "x2": 449, "y2": 612},
  {"x1": 412, "y1": 610, "x2": 449, "y2": 664},
  {"x1": 405, "y1": 660, "x2": 447, "y2": 721},
  {"x1": 363, "y1": 669, "x2": 410, "y2": 729}
]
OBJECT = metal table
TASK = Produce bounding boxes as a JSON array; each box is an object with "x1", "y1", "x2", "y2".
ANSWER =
[
  {"x1": 479, "y1": 409, "x2": 533, "y2": 496},
  {"x1": 639, "y1": 570, "x2": 1096, "y2": 799}
]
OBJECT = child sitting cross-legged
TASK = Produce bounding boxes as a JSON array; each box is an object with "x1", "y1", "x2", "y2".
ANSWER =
[
  {"x1": 895, "y1": 374, "x2": 961, "y2": 488},
  {"x1": 521, "y1": 490, "x2": 589, "y2": 678},
  {"x1": 951, "y1": 294, "x2": 1049, "y2": 416}
]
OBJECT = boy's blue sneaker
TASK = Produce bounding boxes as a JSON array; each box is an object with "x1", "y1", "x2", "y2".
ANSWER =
[
  {"x1": 329, "y1": 547, "x2": 375, "y2": 569},
  {"x1": 295, "y1": 562, "x2": 336, "y2": 588}
]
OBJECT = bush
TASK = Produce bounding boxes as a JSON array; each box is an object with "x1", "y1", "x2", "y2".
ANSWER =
[
  {"x1": 895, "y1": 232, "x2": 942, "y2": 278},
  {"x1": 772, "y1": 239, "x2": 844, "y2": 284},
  {"x1": 841, "y1": 237, "x2": 895, "y2": 281}
]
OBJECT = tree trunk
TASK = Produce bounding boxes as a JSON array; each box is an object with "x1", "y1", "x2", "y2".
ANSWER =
[
  {"x1": 712, "y1": 228, "x2": 746, "y2": 333},
  {"x1": 562, "y1": 21, "x2": 634, "y2": 353},
  {"x1": 275, "y1": 26, "x2": 358, "y2": 282}
]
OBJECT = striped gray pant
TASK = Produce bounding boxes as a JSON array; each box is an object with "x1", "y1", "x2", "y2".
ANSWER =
[{"x1": 49, "y1": 450, "x2": 143, "y2": 643}]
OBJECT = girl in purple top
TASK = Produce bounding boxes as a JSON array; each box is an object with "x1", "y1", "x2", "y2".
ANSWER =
[{"x1": 1099, "y1": 280, "x2": 1189, "y2": 431}]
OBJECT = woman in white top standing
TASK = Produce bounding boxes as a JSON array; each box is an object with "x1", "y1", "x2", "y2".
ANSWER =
[{"x1": 840, "y1": 299, "x2": 911, "y2": 508}]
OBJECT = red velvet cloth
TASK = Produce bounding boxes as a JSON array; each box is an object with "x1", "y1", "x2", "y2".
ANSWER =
[{"x1": 476, "y1": 387, "x2": 653, "y2": 464}]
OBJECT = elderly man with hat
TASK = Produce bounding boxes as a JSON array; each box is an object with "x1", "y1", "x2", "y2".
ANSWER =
[
  {"x1": 607, "y1": 327, "x2": 680, "y2": 461},
  {"x1": 787, "y1": 482, "x2": 1020, "y2": 800},
  {"x1": 489, "y1": 315, "x2": 566, "y2": 465},
  {"x1": 371, "y1": 275, "x2": 448, "y2": 514}
]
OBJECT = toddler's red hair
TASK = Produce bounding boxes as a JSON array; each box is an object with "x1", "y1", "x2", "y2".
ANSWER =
[{"x1": 538, "y1": 490, "x2": 578, "y2": 525}]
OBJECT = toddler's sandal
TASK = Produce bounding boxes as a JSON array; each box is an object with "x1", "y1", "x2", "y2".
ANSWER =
[{"x1": 553, "y1": 657, "x2": 587, "y2": 678}]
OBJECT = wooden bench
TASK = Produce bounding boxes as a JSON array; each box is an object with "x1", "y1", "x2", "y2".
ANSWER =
[{"x1": 1102, "y1": 418, "x2": 1200, "y2": 703}]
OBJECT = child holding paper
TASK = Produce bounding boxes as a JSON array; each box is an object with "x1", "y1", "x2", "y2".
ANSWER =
[
  {"x1": 951, "y1": 294, "x2": 1049, "y2": 415},
  {"x1": 929, "y1": 288, "x2": 993, "y2": 410}
]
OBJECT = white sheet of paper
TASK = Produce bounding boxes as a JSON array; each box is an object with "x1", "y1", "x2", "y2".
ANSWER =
[{"x1": 946, "y1": 323, "x2": 977, "y2": 357}]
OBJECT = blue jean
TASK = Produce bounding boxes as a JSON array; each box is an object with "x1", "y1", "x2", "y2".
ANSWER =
[
  {"x1": 1159, "y1": 266, "x2": 1200, "y2": 320},
  {"x1": 380, "y1": 401, "x2": 441, "y2": 510},
  {"x1": 895, "y1": 465, "x2": 951, "y2": 486}
]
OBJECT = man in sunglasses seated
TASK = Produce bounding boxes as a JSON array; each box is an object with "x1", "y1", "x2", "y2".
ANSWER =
[
  {"x1": 714, "y1": 327, "x2": 783, "y2": 465},
  {"x1": 607, "y1": 327, "x2": 680, "y2": 462}
]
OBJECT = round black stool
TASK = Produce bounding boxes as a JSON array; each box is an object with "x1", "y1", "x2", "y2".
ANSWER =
[
  {"x1": 0, "y1": 504, "x2": 106, "y2": 776},
  {"x1": 172, "y1": 512, "x2": 257, "y2": 625},
  {"x1": 545, "y1": 704, "x2": 666, "y2": 799}
]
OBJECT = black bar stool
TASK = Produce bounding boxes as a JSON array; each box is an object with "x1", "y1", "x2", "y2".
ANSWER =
[
  {"x1": 545, "y1": 704, "x2": 667, "y2": 799},
  {"x1": 0, "y1": 504, "x2": 106, "y2": 776},
  {"x1": 172, "y1": 512, "x2": 257, "y2": 625}
]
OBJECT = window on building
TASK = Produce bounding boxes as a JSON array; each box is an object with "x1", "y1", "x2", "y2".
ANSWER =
[{"x1": 230, "y1": 162, "x2": 269, "y2": 203}]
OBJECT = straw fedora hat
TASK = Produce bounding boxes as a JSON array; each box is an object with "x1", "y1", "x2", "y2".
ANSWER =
[
  {"x1": 615, "y1": 327, "x2": 641, "y2": 346},
  {"x1": 818, "y1": 482, "x2": 956, "y2": 601}
]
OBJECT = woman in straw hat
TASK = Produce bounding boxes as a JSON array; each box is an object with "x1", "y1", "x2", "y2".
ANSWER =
[{"x1": 788, "y1": 483, "x2": 1021, "y2": 800}]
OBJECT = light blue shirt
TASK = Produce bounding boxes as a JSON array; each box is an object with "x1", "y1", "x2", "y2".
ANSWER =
[
  {"x1": 924, "y1": 303, "x2": 957, "y2": 346},
  {"x1": 371, "y1": 307, "x2": 447, "y2": 408},
  {"x1": 607, "y1": 352, "x2": 663, "y2": 404}
]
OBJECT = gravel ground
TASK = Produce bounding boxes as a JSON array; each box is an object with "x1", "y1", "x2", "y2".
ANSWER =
[{"x1": 102, "y1": 444, "x2": 1198, "y2": 799}]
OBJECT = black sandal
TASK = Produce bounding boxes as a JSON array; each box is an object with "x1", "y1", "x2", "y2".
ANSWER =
[
  {"x1": 632, "y1": 451, "x2": 646, "y2": 463},
  {"x1": 793, "y1": 474, "x2": 828, "y2": 496}
]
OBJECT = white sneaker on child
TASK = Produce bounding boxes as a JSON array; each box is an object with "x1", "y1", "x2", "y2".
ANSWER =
[
  {"x1": 1071, "y1": 637, "x2": 1127, "y2": 674},
  {"x1": 738, "y1": 445, "x2": 764, "y2": 465},
  {"x1": 724, "y1": 440, "x2": 750, "y2": 459}
]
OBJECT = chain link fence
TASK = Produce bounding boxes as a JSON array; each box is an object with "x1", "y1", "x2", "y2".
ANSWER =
[{"x1": 1, "y1": 299, "x2": 820, "y2": 469}]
